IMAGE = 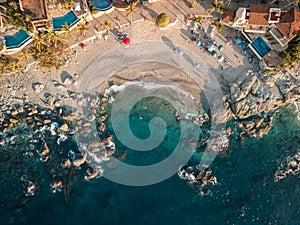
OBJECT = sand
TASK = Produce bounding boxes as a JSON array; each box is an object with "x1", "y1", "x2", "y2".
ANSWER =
[{"x1": 0, "y1": 19, "x2": 254, "y2": 109}]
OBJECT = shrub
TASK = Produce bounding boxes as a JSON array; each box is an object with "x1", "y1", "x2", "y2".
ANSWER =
[{"x1": 156, "y1": 13, "x2": 169, "y2": 28}]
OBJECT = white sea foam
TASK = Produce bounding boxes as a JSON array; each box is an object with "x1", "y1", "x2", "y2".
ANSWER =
[{"x1": 103, "y1": 81, "x2": 195, "y2": 100}]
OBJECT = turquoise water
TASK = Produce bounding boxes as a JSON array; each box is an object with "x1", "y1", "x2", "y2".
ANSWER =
[
  {"x1": 251, "y1": 36, "x2": 272, "y2": 58},
  {"x1": 90, "y1": 0, "x2": 112, "y2": 11},
  {"x1": 1, "y1": 103, "x2": 299, "y2": 225},
  {"x1": 51, "y1": 11, "x2": 80, "y2": 31},
  {"x1": 4, "y1": 29, "x2": 31, "y2": 49}
]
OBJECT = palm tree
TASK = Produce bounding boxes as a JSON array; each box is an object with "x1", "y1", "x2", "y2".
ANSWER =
[
  {"x1": 212, "y1": 20, "x2": 225, "y2": 33},
  {"x1": 9, "y1": 60, "x2": 24, "y2": 75},
  {"x1": 206, "y1": 0, "x2": 225, "y2": 15},
  {"x1": 61, "y1": 23, "x2": 76, "y2": 40},
  {"x1": 32, "y1": 32, "x2": 48, "y2": 53},
  {"x1": 113, "y1": 15, "x2": 121, "y2": 30},
  {"x1": 224, "y1": 0, "x2": 231, "y2": 5},
  {"x1": 18, "y1": 48, "x2": 31, "y2": 65},
  {"x1": 100, "y1": 20, "x2": 113, "y2": 32},
  {"x1": 126, "y1": 2, "x2": 138, "y2": 24},
  {"x1": 75, "y1": 22, "x2": 89, "y2": 37},
  {"x1": 48, "y1": 29, "x2": 60, "y2": 48}
]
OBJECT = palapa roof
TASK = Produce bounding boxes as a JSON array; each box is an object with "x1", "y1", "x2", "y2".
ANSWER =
[{"x1": 222, "y1": 9, "x2": 236, "y2": 23}]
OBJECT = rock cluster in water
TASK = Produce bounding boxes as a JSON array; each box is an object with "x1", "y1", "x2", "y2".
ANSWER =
[
  {"x1": 223, "y1": 69, "x2": 300, "y2": 137},
  {"x1": 178, "y1": 165, "x2": 217, "y2": 196},
  {"x1": 275, "y1": 150, "x2": 300, "y2": 181}
]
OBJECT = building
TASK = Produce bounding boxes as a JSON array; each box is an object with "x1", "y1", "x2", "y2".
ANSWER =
[
  {"x1": 222, "y1": 5, "x2": 300, "y2": 47},
  {"x1": 19, "y1": 0, "x2": 49, "y2": 27}
]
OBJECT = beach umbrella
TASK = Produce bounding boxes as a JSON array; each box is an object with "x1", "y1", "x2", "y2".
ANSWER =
[
  {"x1": 235, "y1": 38, "x2": 242, "y2": 44},
  {"x1": 217, "y1": 55, "x2": 224, "y2": 62},
  {"x1": 241, "y1": 43, "x2": 247, "y2": 49},
  {"x1": 207, "y1": 45, "x2": 214, "y2": 52},
  {"x1": 122, "y1": 34, "x2": 128, "y2": 38},
  {"x1": 194, "y1": 63, "x2": 200, "y2": 68},
  {"x1": 212, "y1": 39, "x2": 217, "y2": 45},
  {"x1": 211, "y1": 50, "x2": 217, "y2": 57},
  {"x1": 80, "y1": 43, "x2": 86, "y2": 49},
  {"x1": 196, "y1": 40, "x2": 201, "y2": 46},
  {"x1": 123, "y1": 37, "x2": 130, "y2": 45},
  {"x1": 193, "y1": 21, "x2": 198, "y2": 29},
  {"x1": 177, "y1": 48, "x2": 184, "y2": 55},
  {"x1": 218, "y1": 45, "x2": 224, "y2": 51}
]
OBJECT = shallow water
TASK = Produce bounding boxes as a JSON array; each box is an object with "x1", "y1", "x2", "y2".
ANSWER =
[{"x1": 1, "y1": 102, "x2": 300, "y2": 225}]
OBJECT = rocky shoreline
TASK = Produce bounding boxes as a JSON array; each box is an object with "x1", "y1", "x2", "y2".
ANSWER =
[
  {"x1": 223, "y1": 68, "x2": 300, "y2": 137},
  {"x1": 0, "y1": 62, "x2": 299, "y2": 202}
]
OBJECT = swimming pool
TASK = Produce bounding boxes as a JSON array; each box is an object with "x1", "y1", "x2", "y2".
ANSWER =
[
  {"x1": 51, "y1": 10, "x2": 80, "y2": 31},
  {"x1": 4, "y1": 29, "x2": 32, "y2": 49},
  {"x1": 251, "y1": 36, "x2": 272, "y2": 58},
  {"x1": 90, "y1": 0, "x2": 112, "y2": 11}
]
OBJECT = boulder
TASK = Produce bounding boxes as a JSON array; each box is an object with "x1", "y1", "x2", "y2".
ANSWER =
[
  {"x1": 32, "y1": 83, "x2": 44, "y2": 93},
  {"x1": 59, "y1": 123, "x2": 68, "y2": 132}
]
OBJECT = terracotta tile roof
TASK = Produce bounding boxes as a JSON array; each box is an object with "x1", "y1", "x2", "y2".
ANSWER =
[
  {"x1": 248, "y1": 5, "x2": 270, "y2": 26},
  {"x1": 222, "y1": 9, "x2": 236, "y2": 23},
  {"x1": 276, "y1": 7, "x2": 300, "y2": 39}
]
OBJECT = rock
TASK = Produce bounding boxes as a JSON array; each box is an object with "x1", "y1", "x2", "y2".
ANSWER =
[
  {"x1": 54, "y1": 100, "x2": 62, "y2": 107},
  {"x1": 44, "y1": 119, "x2": 51, "y2": 124},
  {"x1": 63, "y1": 77, "x2": 73, "y2": 85},
  {"x1": 59, "y1": 123, "x2": 68, "y2": 132},
  {"x1": 73, "y1": 152, "x2": 88, "y2": 167},
  {"x1": 9, "y1": 118, "x2": 18, "y2": 124},
  {"x1": 225, "y1": 70, "x2": 291, "y2": 119},
  {"x1": 32, "y1": 83, "x2": 44, "y2": 93},
  {"x1": 11, "y1": 110, "x2": 18, "y2": 116},
  {"x1": 62, "y1": 158, "x2": 71, "y2": 168}
]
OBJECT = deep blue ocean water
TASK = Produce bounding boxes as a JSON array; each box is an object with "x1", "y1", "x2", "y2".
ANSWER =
[{"x1": 1, "y1": 104, "x2": 300, "y2": 225}]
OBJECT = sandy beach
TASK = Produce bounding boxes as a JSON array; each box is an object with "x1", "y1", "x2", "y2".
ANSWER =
[{"x1": 0, "y1": 19, "x2": 254, "y2": 109}]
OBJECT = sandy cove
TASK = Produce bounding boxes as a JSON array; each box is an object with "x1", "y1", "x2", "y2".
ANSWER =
[{"x1": 0, "y1": 20, "x2": 252, "y2": 108}]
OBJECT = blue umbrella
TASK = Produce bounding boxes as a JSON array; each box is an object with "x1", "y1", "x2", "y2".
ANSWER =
[
  {"x1": 211, "y1": 50, "x2": 217, "y2": 57},
  {"x1": 212, "y1": 39, "x2": 217, "y2": 45},
  {"x1": 196, "y1": 40, "x2": 201, "y2": 46},
  {"x1": 241, "y1": 43, "x2": 247, "y2": 49},
  {"x1": 218, "y1": 45, "x2": 224, "y2": 51},
  {"x1": 122, "y1": 34, "x2": 128, "y2": 38},
  {"x1": 217, "y1": 55, "x2": 224, "y2": 62},
  {"x1": 177, "y1": 48, "x2": 184, "y2": 55},
  {"x1": 194, "y1": 63, "x2": 200, "y2": 68},
  {"x1": 235, "y1": 38, "x2": 242, "y2": 44},
  {"x1": 207, "y1": 45, "x2": 214, "y2": 52}
]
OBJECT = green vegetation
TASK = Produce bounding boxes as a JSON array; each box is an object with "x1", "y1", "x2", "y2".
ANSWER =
[
  {"x1": 126, "y1": 2, "x2": 138, "y2": 24},
  {"x1": 0, "y1": 29, "x2": 67, "y2": 75},
  {"x1": 100, "y1": 20, "x2": 113, "y2": 31},
  {"x1": 206, "y1": 0, "x2": 225, "y2": 14},
  {"x1": 212, "y1": 20, "x2": 225, "y2": 32},
  {"x1": 190, "y1": 1, "x2": 196, "y2": 8},
  {"x1": 281, "y1": 34, "x2": 300, "y2": 67},
  {"x1": 75, "y1": 22, "x2": 89, "y2": 37},
  {"x1": 63, "y1": 0, "x2": 75, "y2": 9},
  {"x1": 0, "y1": 2, "x2": 34, "y2": 32},
  {"x1": 156, "y1": 13, "x2": 169, "y2": 28}
]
